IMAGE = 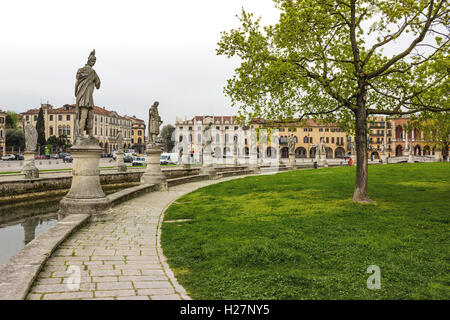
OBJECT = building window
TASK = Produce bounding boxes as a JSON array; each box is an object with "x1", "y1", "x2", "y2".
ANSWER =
[
  {"x1": 309, "y1": 137, "x2": 313, "y2": 143},
  {"x1": 131, "y1": 130, "x2": 134, "y2": 135},
  {"x1": 34, "y1": 115, "x2": 38, "y2": 121},
  {"x1": 49, "y1": 127, "x2": 53, "y2": 135},
  {"x1": 138, "y1": 130, "x2": 142, "y2": 136},
  {"x1": 225, "y1": 126, "x2": 229, "y2": 130},
  {"x1": 234, "y1": 126, "x2": 238, "y2": 130},
  {"x1": 326, "y1": 137, "x2": 329, "y2": 143},
  {"x1": 58, "y1": 115, "x2": 62, "y2": 121},
  {"x1": 67, "y1": 115, "x2": 70, "y2": 121},
  {"x1": 319, "y1": 128, "x2": 323, "y2": 132},
  {"x1": 216, "y1": 126, "x2": 220, "y2": 130},
  {"x1": 49, "y1": 115, "x2": 53, "y2": 121},
  {"x1": 189, "y1": 134, "x2": 192, "y2": 142},
  {"x1": 179, "y1": 135, "x2": 183, "y2": 142},
  {"x1": 26, "y1": 115, "x2": 29, "y2": 121},
  {"x1": 197, "y1": 134, "x2": 201, "y2": 143},
  {"x1": 303, "y1": 136, "x2": 308, "y2": 143},
  {"x1": 216, "y1": 134, "x2": 220, "y2": 142},
  {"x1": 331, "y1": 137, "x2": 334, "y2": 143},
  {"x1": 179, "y1": 127, "x2": 183, "y2": 130},
  {"x1": 189, "y1": 126, "x2": 193, "y2": 131},
  {"x1": 225, "y1": 134, "x2": 229, "y2": 142}
]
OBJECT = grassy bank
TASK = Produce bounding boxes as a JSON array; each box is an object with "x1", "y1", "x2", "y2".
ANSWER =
[{"x1": 161, "y1": 163, "x2": 450, "y2": 299}]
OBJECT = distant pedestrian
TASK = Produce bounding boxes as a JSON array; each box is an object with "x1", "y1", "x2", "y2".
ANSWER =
[{"x1": 349, "y1": 157, "x2": 353, "y2": 166}]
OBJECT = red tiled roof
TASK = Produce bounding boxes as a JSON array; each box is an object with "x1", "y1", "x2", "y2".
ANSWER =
[{"x1": 251, "y1": 118, "x2": 338, "y2": 127}]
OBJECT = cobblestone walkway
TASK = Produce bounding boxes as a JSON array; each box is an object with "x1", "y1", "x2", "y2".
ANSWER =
[{"x1": 27, "y1": 176, "x2": 246, "y2": 300}]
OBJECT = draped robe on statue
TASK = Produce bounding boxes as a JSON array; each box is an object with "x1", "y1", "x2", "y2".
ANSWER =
[{"x1": 75, "y1": 65, "x2": 100, "y2": 137}]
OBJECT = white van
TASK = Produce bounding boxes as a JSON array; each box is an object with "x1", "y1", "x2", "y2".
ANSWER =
[{"x1": 160, "y1": 153, "x2": 179, "y2": 165}]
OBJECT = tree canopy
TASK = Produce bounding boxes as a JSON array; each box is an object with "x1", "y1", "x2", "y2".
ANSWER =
[{"x1": 217, "y1": 0, "x2": 449, "y2": 202}]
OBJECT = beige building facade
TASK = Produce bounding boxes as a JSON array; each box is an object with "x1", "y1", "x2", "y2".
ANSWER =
[{"x1": 20, "y1": 104, "x2": 133, "y2": 154}]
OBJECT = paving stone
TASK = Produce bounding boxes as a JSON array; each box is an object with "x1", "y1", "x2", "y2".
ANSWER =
[
  {"x1": 95, "y1": 290, "x2": 136, "y2": 298},
  {"x1": 133, "y1": 281, "x2": 172, "y2": 289},
  {"x1": 92, "y1": 276, "x2": 118, "y2": 283},
  {"x1": 43, "y1": 291, "x2": 94, "y2": 300},
  {"x1": 150, "y1": 294, "x2": 181, "y2": 300},
  {"x1": 89, "y1": 269, "x2": 121, "y2": 277},
  {"x1": 137, "y1": 288, "x2": 175, "y2": 295},
  {"x1": 116, "y1": 296, "x2": 150, "y2": 300},
  {"x1": 119, "y1": 275, "x2": 167, "y2": 282},
  {"x1": 96, "y1": 282, "x2": 133, "y2": 290}
]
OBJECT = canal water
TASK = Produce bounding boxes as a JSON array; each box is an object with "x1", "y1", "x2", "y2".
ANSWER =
[{"x1": 0, "y1": 183, "x2": 139, "y2": 265}]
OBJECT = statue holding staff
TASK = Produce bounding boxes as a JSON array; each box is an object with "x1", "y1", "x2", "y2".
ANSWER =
[
  {"x1": 148, "y1": 101, "x2": 162, "y2": 146},
  {"x1": 75, "y1": 50, "x2": 101, "y2": 141}
]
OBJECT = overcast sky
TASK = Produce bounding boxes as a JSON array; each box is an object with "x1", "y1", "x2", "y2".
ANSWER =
[{"x1": 0, "y1": 0, "x2": 279, "y2": 126}]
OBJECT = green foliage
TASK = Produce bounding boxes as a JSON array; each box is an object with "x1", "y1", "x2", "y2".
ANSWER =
[
  {"x1": 36, "y1": 108, "x2": 46, "y2": 154},
  {"x1": 162, "y1": 163, "x2": 450, "y2": 299},
  {"x1": 5, "y1": 128, "x2": 25, "y2": 151},
  {"x1": 217, "y1": 0, "x2": 449, "y2": 124},
  {"x1": 416, "y1": 111, "x2": 450, "y2": 156},
  {"x1": 160, "y1": 124, "x2": 176, "y2": 152},
  {"x1": 5, "y1": 111, "x2": 19, "y2": 130}
]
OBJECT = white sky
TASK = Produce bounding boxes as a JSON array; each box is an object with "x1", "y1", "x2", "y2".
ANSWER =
[{"x1": 0, "y1": 0, "x2": 279, "y2": 125}]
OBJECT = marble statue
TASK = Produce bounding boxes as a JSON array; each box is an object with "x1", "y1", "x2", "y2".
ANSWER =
[
  {"x1": 203, "y1": 122, "x2": 212, "y2": 148},
  {"x1": 288, "y1": 134, "x2": 296, "y2": 154},
  {"x1": 24, "y1": 124, "x2": 38, "y2": 152},
  {"x1": 321, "y1": 142, "x2": 326, "y2": 155},
  {"x1": 409, "y1": 143, "x2": 414, "y2": 154},
  {"x1": 316, "y1": 143, "x2": 320, "y2": 156},
  {"x1": 148, "y1": 101, "x2": 162, "y2": 146},
  {"x1": 250, "y1": 130, "x2": 257, "y2": 152},
  {"x1": 116, "y1": 131, "x2": 123, "y2": 152},
  {"x1": 75, "y1": 50, "x2": 101, "y2": 140}
]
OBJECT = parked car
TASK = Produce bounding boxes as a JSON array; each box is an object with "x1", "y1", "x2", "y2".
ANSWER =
[
  {"x1": 160, "y1": 153, "x2": 179, "y2": 165},
  {"x1": 14, "y1": 154, "x2": 24, "y2": 160},
  {"x1": 50, "y1": 154, "x2": 59, "y2": 159},
  {"x1": 1, "y1": 154, "x2": 16, "y2": 161},
  {"x1": 123, "y1": 155, "x2": 133, "y2": 163},
  {"x1": 58, "y1": 152, "x2": 69, "y2": 159},
  {"x1": 64, "y1": 154, "x2": 73, "y2": 163},
  {"x1": 132, "y1": 157, "x2": 146, "y2": 166}
]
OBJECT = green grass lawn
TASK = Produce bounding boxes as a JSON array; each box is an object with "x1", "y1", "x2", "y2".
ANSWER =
[{"x1": 161, "y1": 163, "x2": 450, "y2": 299}]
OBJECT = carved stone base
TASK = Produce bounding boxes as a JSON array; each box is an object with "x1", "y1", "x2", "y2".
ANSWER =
[
  {"x1": 408, "y1": 154, "x2": 415, "y2": 163},
  {"x1": 288, "y1": 152, "x2": 295, "y2": 169},
  {"x1": 434, "y1": 150, "x2": 443, "y2": 162},
  {"x1": 381, "y1": 153, "x2": 388, "y2": 164},
  {"x1": 116, "y1": 151, "x2": 127, "y2": 172},
  {"x1": 22, "y1": 152, "x2": 39, "y2": 179},
  {"x1": 141, "y1": 147, "x2": 167, "y2": 189},
  {"x1": 59, "y1": 143, "x2": 111, "y2": 216},
  {"x1": 319, "y1": 155, "x2": 328, "y2": 167}
]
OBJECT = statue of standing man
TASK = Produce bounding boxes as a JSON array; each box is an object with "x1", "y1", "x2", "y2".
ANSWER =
[
  {"x1": 75, "y1": 50, "x2": 101, "y2": 143},
  {"x1": 148, "y1": 101, "x2": 162, "y2": 147}
]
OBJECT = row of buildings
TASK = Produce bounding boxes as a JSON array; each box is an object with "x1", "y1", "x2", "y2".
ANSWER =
[
  {"x1": 173, "y1": 115, "x2": 440, "y2": 160},
  {"x1": 0, "y1": 104, "x2": 147, "y2": 156}
]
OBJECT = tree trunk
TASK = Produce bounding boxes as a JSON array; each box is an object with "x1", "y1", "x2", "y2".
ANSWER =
[{"x1": 353, "y1": 104, "x2": 373, "y2": 203}]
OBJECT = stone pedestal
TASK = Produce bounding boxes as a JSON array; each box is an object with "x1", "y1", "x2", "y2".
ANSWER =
[
  {"x1": 200, "y1": 148, "x2": 216, "y2": 179},
  {"x1": 381, "y1": 152, "x2": 388, "y2": 164},
  {"x1": 434, "y1": 150, "x2": 443, "y2": 162},
  {"x1": 59, "y1": 140, "x2": 111, "y2": 217},
  {"x1": 141, "y1": 145, "x2": 167, "y2": 189},
  {"x1": 318, "y1": 154, "x2": 328, "y2": 167},
  {"x1": 249, "y1": 151, "x2": 260, "y2": 173},
  {"x1": 115, "y1": 150, "x2": 127, "y2": 172},
  {"x1": 408, "y1": 153, "x2": 415, "y2": 163},
  {"x1": 288, "y1": 152, "x2": 295, "y2": 169},
  {"x1": 22, "y1": 151, "x2": 39, "y2": 179},
  {"x1": 233, "y1": 152, "x2": 238, "y2": 166}
]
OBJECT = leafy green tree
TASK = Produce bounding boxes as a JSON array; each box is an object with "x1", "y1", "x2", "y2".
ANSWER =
[
  {"x1": 36, "y1": 107, "x2": 46, "y2": 154},
  {"x1": 160, "y1": 124, "x2": 176, "y2": 152},
  {"x1": 416, "y1": 111, "x2": 450, "y2": 159},
  {"x1": 6, "y1": 128, "x2": 25, "y2": 152},
  {"x1": 5, "y1": 111, "x2": 19, "y2": 130},
  {"x1": 217, "y1": 0, "x2": 449, "y2": 203}
]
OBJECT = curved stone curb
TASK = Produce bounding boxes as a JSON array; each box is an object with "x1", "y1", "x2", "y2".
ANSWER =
[
  {"x1": 156, "y1": 198, "x2": 192, "y2": 300},
  {"x1": 0, "y1": 214, "x2": 90, "y2": 300},
  {"x1": 155, "y1": 174, "x2": 255, "y2": 301}
]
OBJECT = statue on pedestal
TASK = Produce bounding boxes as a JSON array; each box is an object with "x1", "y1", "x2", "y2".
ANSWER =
[
  {"x1": 22, "y1": 124, "x2": 39, "y2": 179},
  {"x1": 74, "y1": 50, "x2": 101, "y2": 144},
  {"x1": 148, "y1": 101, "x2": 162, "y2": 148}
]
